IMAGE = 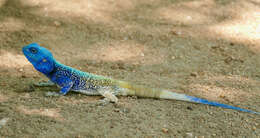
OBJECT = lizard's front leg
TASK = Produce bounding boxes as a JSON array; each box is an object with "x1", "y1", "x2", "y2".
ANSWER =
[{"x1": 45, "y1": 77, "x2": 73, "y2": 97}]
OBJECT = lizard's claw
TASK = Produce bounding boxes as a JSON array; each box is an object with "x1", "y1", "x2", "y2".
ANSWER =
[
  {"x1": 44, "y1": 92, "x2": 64, "y2": 97},
  {"x1": 96, "y1": 98, "x2": 111, "y2": 106},
  {"x1": 99, "y1": 90, "x2": 119, "y2": 103},
  {"x1": 34, "y1": 81, "x2": 55, "y2": 87}
]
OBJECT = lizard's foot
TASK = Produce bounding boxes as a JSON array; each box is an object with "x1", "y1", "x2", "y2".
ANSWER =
[
  {"x1": 96, "y1": 98, "x2": 111, "y2": 106},
  {"x1": 34, "y1": 81, "x2": 55, "y2": 87},
  {"x1": 100, "y1": 91, "x2": 118, "y2": 103},
  {"x1": 44, "y1": 92, "x2": 64, "y2": 97}
]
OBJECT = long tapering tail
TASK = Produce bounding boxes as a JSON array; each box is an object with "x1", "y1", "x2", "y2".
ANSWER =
[{"x1": 117, "y1": 81, "x2": 260, "y2": 115}]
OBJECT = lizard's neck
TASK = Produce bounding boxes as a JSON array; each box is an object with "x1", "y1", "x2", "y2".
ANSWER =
[
  {"x1": 44, "y1": 60, "x2": 71, "y2": 77},
  {"x1": 41, "y1": 59, "x2": 60, "y2": 78}
]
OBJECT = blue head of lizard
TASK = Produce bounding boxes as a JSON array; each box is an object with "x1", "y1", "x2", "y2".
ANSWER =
[{"x1": 23, "y1": 43, "x2": 55, "y2": 75}]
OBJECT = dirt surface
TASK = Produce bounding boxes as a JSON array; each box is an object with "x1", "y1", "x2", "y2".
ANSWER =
[{"x1": 0, "y1": 0, "x2": 260, "y2": 137}]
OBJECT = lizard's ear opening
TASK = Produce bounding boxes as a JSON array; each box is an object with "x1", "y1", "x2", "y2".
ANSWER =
[{"x1": 35, "y1": 58, "x2": 54, "y2": 74}]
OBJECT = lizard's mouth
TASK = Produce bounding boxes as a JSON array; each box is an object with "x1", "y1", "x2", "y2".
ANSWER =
[
  {"x1": 22, "y1": 46, "x2": 31, "y2": 56},
  {"x1": 22, "y1": 47, "x2": 30, "y2": 58},
  {"x1": 22, "y1": 46, "x2": 36, "y2": 63},
  {"x1": 22, "y1": 46, "x2": 27, "y2": 54}
]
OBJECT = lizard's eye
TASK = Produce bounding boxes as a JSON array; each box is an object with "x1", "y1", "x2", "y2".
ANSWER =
[{"x1": 29, "y1": 47, "x2": 38, "y2": 54}]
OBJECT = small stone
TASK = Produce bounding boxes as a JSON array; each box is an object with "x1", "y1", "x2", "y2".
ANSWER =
[
  {"x1": 19, "y1": 68, "x2": 23, "y2": 72},
  {"x1": 190, "y1": 72, "x2": 197, "y2": 77},
  {"x1": 186, "y1": 16, "x2": 192, "y2": 20},
  {"x1": 187, "y1": 106, "x2": 193, "y2": 110},
  {"x1": 171, "y1": 30, "x2": 182, "y2": 36},
  {"x1": 25, "y1": 85, "x2": 35, "y2": 92},
  {"x1": 114, "y1": 109, "x2": 120, "y2": 112},
  {"x1": 117, "y1": 62, "x2": 125, "y2": 70},
  {"x1": 0, "y1": 118, "x2": 9, "y2": 129},
  {"x1": 131, "y1": 96, "x2": 138, "y2": 99},
  {"x1": 171, "y1": 56, "x2": 175, "y2": 60},
  {"x1": 122, "y1": 108, "x2": 130, "y2": 113},
  {"x1": 176, "y1": 31, "x2": 182, "y2": 35},
  {"x1": 224, "y1": 57, "x2": 234, "y2": 64},
  {"x1": 140, "y1": 53, "x2": 144, "y2": 57},
  {"x1": 162, "y1": 128, "x2": 168, "y2": 133},
  {"x1": 0, "y1": 107, "x2": 6, "y2": 112},
  {"x1": 193, "y1": 45, "x2": 201, "y2": 50},
  {"x1": 219, "y1": 95, "x2": 226, "y2": 98},
  {"x1": 24, "y1": 93, "x2": 30, "y2": 98},
  {"x1": 186, "y1": 132, "x2": 193, "y2": 137},
  {"x1": 54, "y1": 21, "x2": 61, "y2": 27}
]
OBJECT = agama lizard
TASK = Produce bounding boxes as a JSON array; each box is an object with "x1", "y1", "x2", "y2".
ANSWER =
[{"x1": 22, "y1": 43, "x2": 260, "y2": 114}]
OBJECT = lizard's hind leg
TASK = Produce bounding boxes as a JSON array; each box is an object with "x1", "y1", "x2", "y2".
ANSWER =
[{"x1": 98, "y1": 87, "x2": 119, "y2": 104}]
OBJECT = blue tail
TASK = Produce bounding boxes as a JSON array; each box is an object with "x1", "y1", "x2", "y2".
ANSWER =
[{"x1": 187, "y1": 95, "x2": 260, "y2": 114}]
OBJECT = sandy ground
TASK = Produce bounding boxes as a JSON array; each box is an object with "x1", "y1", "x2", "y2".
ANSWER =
[{"x1": 0, "y1": 0, "x2": 260, "y2": 137}]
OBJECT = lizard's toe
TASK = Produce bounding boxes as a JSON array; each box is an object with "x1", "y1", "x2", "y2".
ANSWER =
[{"x1": 44, "y1": 92, "x2": 63, "y2": 97}]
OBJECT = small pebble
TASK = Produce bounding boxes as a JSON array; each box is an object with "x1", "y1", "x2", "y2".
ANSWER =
[
  {"x1": 0, "y1": 118, "x2": 9, "y2": 129},
  {"x1": 54, "y1": 21, "x2": 61, "y2": 27},
  {"x1": 162, "y1": 128, "x2": 168, "y2": 133},
  {"x1": 114, "y1": 109, "x2": 120, "y2": 112},
  {"x1": 25, "y1": 85, "x2": 35, "y2": 92},
  {"x1": 186, "y1": 16, "x2": 192, "y2": 20},
  {"x1": 19, "y1": 68, "x2": 23, "y2": 72},
  {"x1": 186, "y1": 132, "x2": 193, "y2": 137},
  {"x1": 187, "y1": 106, "x2": 193, "y2": 110},
  {"x1": 0, "y1": 107, "x2": 6, "y2": 112},
  {"x1": 171, "y1": 30, "x2": 182, "y2": 36},
  {"x1": 122, "y1": 108, "x2": 130, "y2": 113},
  {"x1": 176, "y1": 31, "x2": 182, "y2": 35},
  {"x1": 190, "y1": 72, "x2": 197, "y2": 77}
]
